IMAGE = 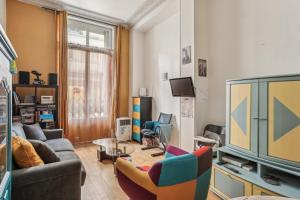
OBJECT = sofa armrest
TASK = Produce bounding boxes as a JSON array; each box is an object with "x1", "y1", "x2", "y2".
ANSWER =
[
  {"x1": 116, "y1": 158, "x2": 157, "y2": 194},
  {"x1": 12, "y1": 160, "x2": 82, "y2": 200},
  {"x1": 43, "y1": 129, "x2": 64, "y2": 140},
  {"x1": 13, "y1": 159, "x2": 81, "y2": 187}
]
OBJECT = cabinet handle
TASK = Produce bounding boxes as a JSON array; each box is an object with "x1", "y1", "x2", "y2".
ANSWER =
[{"x1": 260, "y1": 118, "x2": 268, "y2": 120}]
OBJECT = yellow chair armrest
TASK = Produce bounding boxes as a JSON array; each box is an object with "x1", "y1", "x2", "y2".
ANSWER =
[{"x1": 116, "y1": 158, "x2": 157, "y2": 194}]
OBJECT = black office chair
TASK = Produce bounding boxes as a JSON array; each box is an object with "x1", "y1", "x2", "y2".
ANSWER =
[
  {"x1": 194, "y1": 124, "x2": 225, "y2": 156},
  {"x1": 141, "y1": 113, "x2": 173, "y2": 157}
]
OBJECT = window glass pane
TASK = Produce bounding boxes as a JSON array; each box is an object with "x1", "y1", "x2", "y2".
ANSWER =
[
  {"x1": 68, "y1": 20, "x2": 87, "y2": 45},
  {"x1": 68, "y1": 49, "x2": 86, "y2": 120},
  {"x1": 89, "y1": 32, "x2": 105, "y2": 48},
  {"x1": 88, "y1": 52, "x2": 112, "y2": 118},
  {"x1": 67, "y1": 17, "x2": 113, "y2": 50}
]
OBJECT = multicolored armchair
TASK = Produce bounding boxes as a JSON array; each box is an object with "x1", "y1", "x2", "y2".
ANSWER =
[{"x1": 116, "y1": 145, "x2": 212, "y2": 200}]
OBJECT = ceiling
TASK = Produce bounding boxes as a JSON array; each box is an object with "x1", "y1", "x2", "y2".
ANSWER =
[
  {"x1": 20, "y1": 0, "x2": 166, "y2": 25},
  {"x1": 55, "y1": 0, "x2": 147, "y2": 22}
]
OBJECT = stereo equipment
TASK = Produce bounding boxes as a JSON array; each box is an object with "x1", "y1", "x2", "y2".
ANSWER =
[
  {"x1": 19, "y1": 71, "x2": 30, "y2": 84},
  {"x1": 48, "y1": 73, "x2": 57, "y2": 86},
  {"x1": 41, "y1": 96, "x2": 54, "y2": 104}
]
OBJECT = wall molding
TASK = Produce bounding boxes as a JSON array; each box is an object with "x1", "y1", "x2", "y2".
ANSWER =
[
  {"x1": 127, "y1": 0, "x2": 166, "y2": 27},
  {"x1": 0, "y1": 24, "x2": 17, "y2": 61}
]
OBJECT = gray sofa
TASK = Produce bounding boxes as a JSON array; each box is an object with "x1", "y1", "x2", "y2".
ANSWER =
[{"x1": 11, "y1": 123, "x2": 86, "y2": 200}]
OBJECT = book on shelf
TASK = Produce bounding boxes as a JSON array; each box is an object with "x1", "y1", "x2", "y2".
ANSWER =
[{"x1": 12, "y1": 91, "x2": 20, "y2": 105}]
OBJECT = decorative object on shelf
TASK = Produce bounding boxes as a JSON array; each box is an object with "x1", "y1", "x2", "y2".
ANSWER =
[
  {"x1": 19, "y1": 71, "x2": 30, "y2": 84},
  {"x1": 48, "y1": 73, "x2": 57, "y2": 86},
  {"x1": 31, "y1": 70, "x2": 45, "y2": 85},
  {"x1": 198, "y1": 59, "x2": 207, "y2": 77},
  {"x1": 182, "y1": 45, "x2": 191, "y2": 65},
  {"x1": 10, "y1": 60, "x2": 17, "y2": 74},
  {"x1": 139, "y1": 88, "x2": 147, "y2": 96}
]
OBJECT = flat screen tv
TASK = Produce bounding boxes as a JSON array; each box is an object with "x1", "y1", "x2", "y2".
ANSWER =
[{"x1": 169, "y1": 77, "x2": 195, "y2": 97}]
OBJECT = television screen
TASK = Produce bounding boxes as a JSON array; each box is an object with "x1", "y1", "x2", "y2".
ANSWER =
[{"x1": 169, "y1": 77, "x2": 195, "y2": 97}]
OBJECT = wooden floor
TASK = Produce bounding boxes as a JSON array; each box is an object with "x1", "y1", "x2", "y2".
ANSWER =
[{"x1": 75, "y1": 143, "x2": 221, "y2": 200}]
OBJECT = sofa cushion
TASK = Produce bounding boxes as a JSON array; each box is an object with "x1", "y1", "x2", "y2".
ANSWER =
[
  {"x1": 56, "y1": 151, "x2": 86, "y2": 186},
  {"x1": 12, "y1": 136, "x2": 44, "y2": 168},
  {"x1": 29, "y1": 140, "x2": 60, "y2": 164},
  {"x1": 12, "y1": 122, "x2": 26, "y2": 139},
  {"x1": 23, "y1": 123, "x2": 47, "y2": 141},
  {"x1": 45, "y1": 138, "x2": 74, "y2": 152}
]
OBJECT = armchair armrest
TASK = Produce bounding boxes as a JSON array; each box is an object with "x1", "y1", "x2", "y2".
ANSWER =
[
  {"x1": 43, "y1": 129, "x2": 64, "y2": 140},
  {"x1": 116, "y1": 158, "x2": 157, "y2": 194}
]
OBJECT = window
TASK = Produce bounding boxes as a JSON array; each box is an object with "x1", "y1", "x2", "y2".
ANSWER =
[
  {"x1": 68, "y1": 17, "x2": 113, "y2": 49},
  {"x1": 67, "y1": 16, "x2": 115, "y2": 120}
]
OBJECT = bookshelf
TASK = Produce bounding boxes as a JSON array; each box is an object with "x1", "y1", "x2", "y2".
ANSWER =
[{"x1": 12, "y1": 84, "x2": 58, "y2": 129}]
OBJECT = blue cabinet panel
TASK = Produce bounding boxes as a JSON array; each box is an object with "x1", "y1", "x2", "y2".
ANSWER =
[{"x1": 133, "y1": 105, "x2": 140, "y2": 112}]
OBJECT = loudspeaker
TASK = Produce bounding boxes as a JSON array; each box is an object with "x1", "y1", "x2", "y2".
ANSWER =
[
  {"x1": 48, "y1": 73, "x2": 57, "y2": 86},
  {"x1": 19, "y1": 71, "x2": 30, "y2": 84}
]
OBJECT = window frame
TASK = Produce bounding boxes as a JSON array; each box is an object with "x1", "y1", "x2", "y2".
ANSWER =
[{"x1": 67, "y1": 16, "x2": 116, "y2": 120}]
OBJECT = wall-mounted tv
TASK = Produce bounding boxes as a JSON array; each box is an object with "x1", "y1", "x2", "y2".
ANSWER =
[{"x1": 169, "y1": 77, "x2": 196, "y2": 97}]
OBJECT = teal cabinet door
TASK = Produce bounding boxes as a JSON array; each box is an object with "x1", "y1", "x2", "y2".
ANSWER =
[
  {"x1": 259, "y1": 76, "x2": 300, "y2": 168},
  {"x1": 226, "y1": 79, "x2": 259, "y2": 156}
]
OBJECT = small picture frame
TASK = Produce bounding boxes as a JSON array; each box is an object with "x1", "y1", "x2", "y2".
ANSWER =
[
  {"x1": 182, "y1": 46, "x2": 192, "y2": 65},
  {"x1": 198, "y1": 59, "x2": 207, "y2": 77}
]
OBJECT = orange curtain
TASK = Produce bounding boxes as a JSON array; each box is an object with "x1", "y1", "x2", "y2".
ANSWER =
[
  {"x1": 115, "y1": 25, "x2": 129, "y2": 118},
  {"x1": 56, "y1": 11, "x2": 69, "y2": 136}
]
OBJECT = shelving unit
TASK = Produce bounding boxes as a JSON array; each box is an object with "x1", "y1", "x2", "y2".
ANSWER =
[{"x1": 12, "y1": 84, "x2": 58, "y2": 128}]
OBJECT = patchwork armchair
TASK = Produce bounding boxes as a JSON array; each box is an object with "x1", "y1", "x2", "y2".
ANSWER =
[{"x1": 116, "y1": 145, "x2": 212, "y2": 200}]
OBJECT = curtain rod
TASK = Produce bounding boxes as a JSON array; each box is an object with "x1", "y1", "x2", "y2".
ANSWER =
[
  {"x1": 41, "y1": 6, "x2": 119, "y2": 27},
  {"x1": 68, "y1": 13, "x2": 118, "y2": 28}
]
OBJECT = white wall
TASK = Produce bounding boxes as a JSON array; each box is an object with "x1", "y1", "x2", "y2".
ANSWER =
[
  {"x1": 129, "y1": 30, "x2": 145, "y2": 116},
  {"x1": 179, "y1": 0, "x2": 195, "y2": 151},
  {"x1": 0, "y1": 0, "x2": 6, "y2": 30},
  {"x1": 206, "y1": 0, "x2": 300, "y2": 125},
  {"x1": 144, "y1": 13, "x2": 180, "y2": 146}
]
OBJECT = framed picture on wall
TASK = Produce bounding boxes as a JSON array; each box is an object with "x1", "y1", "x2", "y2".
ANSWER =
[
  {"x1": 198, "y1": 59, "x2": 207, "y2": 77},
  {"x1": 182, "y1": 46, "x2": 191, "y2": 65}
]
